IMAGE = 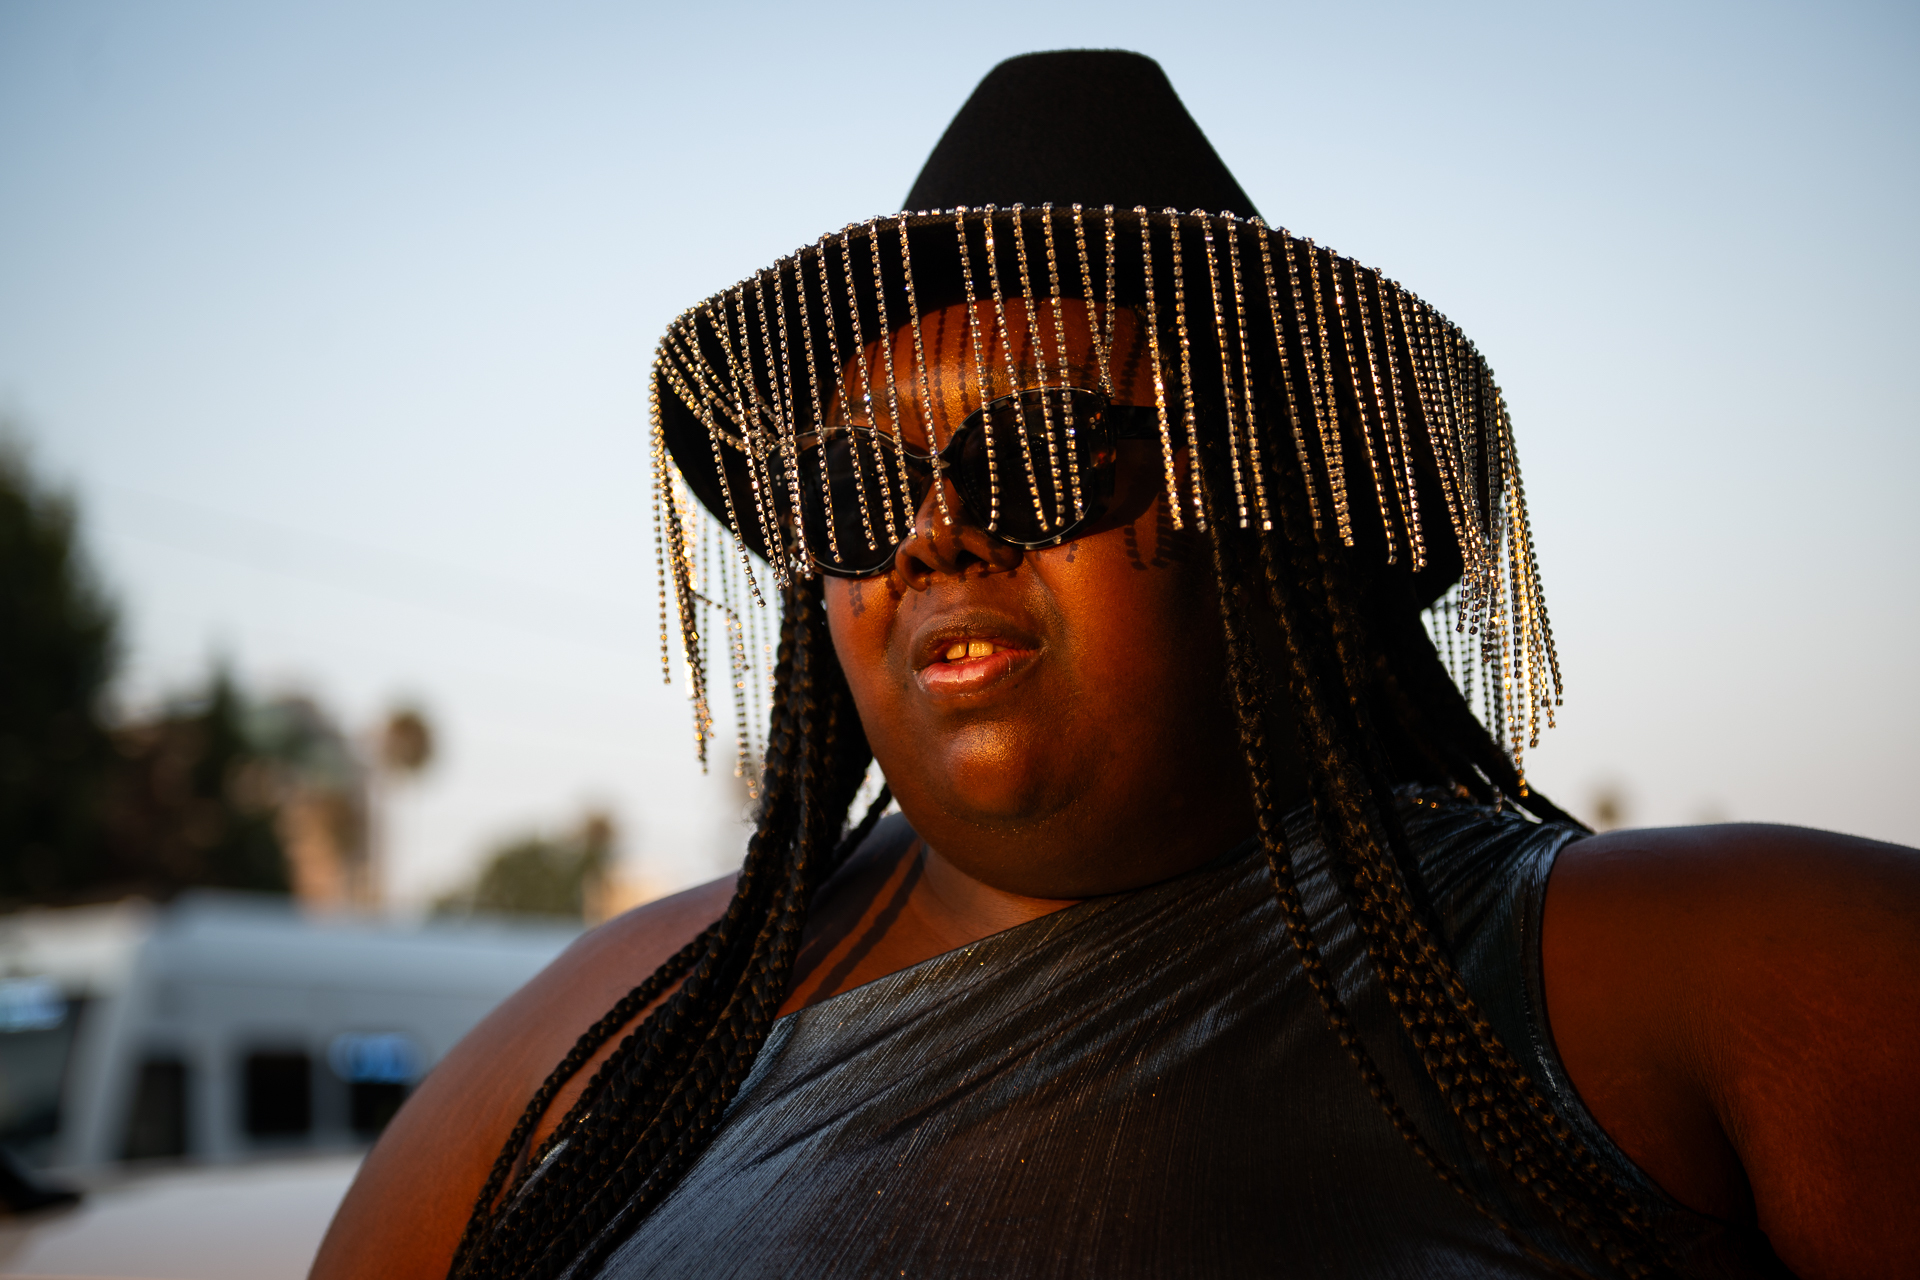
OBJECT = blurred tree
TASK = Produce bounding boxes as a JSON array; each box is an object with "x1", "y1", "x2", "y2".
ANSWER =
[
  {"x1": 436, "y1": 812, "x2": 613, "y2": 920},
  {"x1": 102, "y1": 671, "x2": 291, "y2": 897},
  {"x1": 0, "y1": 439, "x2": 119, "y2": 902},
  {"x1": 248, "y1": 694, "x2": 364, "y2": 905},
  {"x1": 0, "y1": 430, "x2": 329, "y2": 905},
  {"x1": 363, "y1": 703, "x2": 433, "y2": 909},
  {"x1": 377, "y1": 707, "x2": 433, "y2": 776},
  {"x1": 1588, "y1": 781, "x2": 1634, "y2": 833}
]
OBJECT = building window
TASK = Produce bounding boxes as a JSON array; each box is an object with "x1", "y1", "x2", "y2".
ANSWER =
[
  {"x1": 122, "y1": 1057, "x2": 189, "y2": 1160},
  {"x1": 348, "y1": 1081, "x2": 408, "y2": 1135},
  {"x1": 242, "y1": 1050, "x2": 311, "y2": 1137},
  {"x1": 328, "y1": 1032, "x2": 419, "y2": 1138}
]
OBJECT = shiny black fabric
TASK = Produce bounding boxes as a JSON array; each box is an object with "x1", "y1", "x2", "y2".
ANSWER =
[{"x1": 590, "y1": 796, "x2": 1786, "y2": 1279}]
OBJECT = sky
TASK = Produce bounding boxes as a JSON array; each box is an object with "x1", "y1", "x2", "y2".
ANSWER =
[{"x1": 1, "y1": 0, "x2": 1914, "y2": 907}]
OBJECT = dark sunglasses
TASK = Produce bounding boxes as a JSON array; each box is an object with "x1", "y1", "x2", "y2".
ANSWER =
[{"x1": 791, "y1": 387, "x2": 1160, "y2": 578}]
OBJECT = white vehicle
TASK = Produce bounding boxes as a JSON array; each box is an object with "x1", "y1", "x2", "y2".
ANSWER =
[
  {"x1": 0, "y1": 892, "x2": 578, "y2": 1173},
  {"x1": 0, "y1": 893, "x2": 580, "y2": 1277}
]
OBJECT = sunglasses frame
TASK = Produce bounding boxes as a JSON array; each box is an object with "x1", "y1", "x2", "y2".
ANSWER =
[{"x1": 793, "y1": 388, "x2": 1161, "y2": 578}]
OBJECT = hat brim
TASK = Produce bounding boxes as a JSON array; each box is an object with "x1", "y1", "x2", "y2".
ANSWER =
[{"x1": 653, "y1": 206, "x2": 1499, "y2": 609}]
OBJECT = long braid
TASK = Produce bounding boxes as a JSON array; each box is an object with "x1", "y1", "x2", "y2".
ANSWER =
[
  {"x1": 460, "y1": 598, "x2": 811, "y2": 1272},
  {"x1": 1190, "y1": 408, "x2": 1673, "y2": 1276},
  {"x1": 1201, "y1": 473, "x2": 1592, "y2": 1278},
  {"x1": 450, "y1": 577, "x2": 871, "y2": 1278},
  {"x1": 450, "y1": 592, "x2": 815, "y2": 1270},
  {"x1": 1303, "y1": 542, "x2": 1666, "y2": 1272},
  {"x1": 828, "y1": 784, "x2": 895, "y2": 874}
]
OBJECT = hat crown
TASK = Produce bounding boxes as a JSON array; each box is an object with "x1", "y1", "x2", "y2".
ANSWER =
[{"x1": 903, "y1": 50, "x2": 1259, "y2": 218}]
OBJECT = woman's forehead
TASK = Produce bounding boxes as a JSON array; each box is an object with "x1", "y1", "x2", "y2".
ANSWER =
[{"x1": 829, "y1": 299, "x2": 1155, "y2": 432}]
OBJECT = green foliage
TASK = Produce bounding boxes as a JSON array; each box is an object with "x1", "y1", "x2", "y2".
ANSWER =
[
  {"x1": 0, "y1": 441, "x2": 119, "y2": 901},
  {"x1": 437, "y1": 814, "x2": 612, "y2": 920},
  {"x1": 103, "y1": 671, "x2": 291, "y2": 897},
  {"x1": 0, "y1": 435, "x2": 292, "y2": 904}
]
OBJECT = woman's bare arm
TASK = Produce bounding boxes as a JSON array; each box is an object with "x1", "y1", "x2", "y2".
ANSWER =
[
  {"x1": 310, "y1": 875, "x2": 735, "y2": 1280},
  {"x1": 1544, "y1": 823, "x2": 1920, "y2": 1278}
]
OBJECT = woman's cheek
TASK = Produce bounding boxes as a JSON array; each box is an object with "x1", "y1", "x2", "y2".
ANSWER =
[{"x1": 824, "y1": 576, "x2": 897, "y2": 708}]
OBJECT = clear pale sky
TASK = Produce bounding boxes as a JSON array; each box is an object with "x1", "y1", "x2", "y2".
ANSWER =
[{"x1": 2, "y1": 0, "x2": 1914, "y2": 906}]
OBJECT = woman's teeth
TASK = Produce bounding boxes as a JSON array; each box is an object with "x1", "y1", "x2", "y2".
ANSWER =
[{"x1": 943, "y1": 640, "x2": 998, "y2": 662}]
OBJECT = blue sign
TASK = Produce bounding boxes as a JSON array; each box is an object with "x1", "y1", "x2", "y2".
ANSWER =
[{"x1": 327, "y1": 1032, "x2": 421, "y2": 1084}]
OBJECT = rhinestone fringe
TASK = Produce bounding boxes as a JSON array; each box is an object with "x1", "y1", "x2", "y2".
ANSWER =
[{"x1": 651, "y1": 209, "x2": 1562, "y2": 791}]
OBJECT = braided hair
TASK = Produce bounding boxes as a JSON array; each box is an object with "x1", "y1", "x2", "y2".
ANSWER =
[{"x1": 450, "y1": 374, "x2": 1676, "y2": 1280}]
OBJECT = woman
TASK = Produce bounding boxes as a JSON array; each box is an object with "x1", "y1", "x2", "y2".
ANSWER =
[{"x1": 315, "y1": 51, "x2": 1918, "y2": 1279}]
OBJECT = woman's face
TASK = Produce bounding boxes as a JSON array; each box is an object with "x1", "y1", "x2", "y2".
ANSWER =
[{"x1": 823, "y1": 299, "x2": 1257, "y2": 899}]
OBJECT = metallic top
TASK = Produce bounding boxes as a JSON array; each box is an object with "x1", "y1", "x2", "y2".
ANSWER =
[{"x1": 583, "y1": 796, "x2": 1786, "y2": 1280}]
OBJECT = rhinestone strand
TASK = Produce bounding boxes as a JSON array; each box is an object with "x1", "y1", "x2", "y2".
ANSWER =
[
  {"x1": 743, "y1": 548, "x2": 767, "y2": 772},
  {"x1": 1136, "y1": 207, "x2": 1183, "y2": 529},
  {"x1": 1069, "y1": 205, "x2": 1106, "y2": 402},
  {"x1": 1199, "y1": 213, "x2": 1249, "y2": 527},
  {"x1": 1070, "y1": 204, "x2": 1106, "y2": 395},
  {"x1": 767, "y1": 262, "x2": 815, "y2": 575},
  {"x1": 750, "y1": 275, "x2": 799, "y2": 584},
  {"x1": 1474, "y1": 342, "x2": 1502, "y2": 657},
  {"x1": 1439, "y1": 321, "x2": 1482, "y2": 628},
  {"x1": 660, "y1": 327, "x2": 735, "y2": 437},
  {"x1": 954, "y1": 208, "x2": 1002, "y2": 530},
  {"x1": 867, "y1": 218, "x2": 918, "y2": 538},
  {"x1": 1255, "y1": 220, "x2": 1322, "y2": 532},
  {"x1": 1223, "y1": 215, "x2": 1271, "y2": 531},
  {"x1": 677, "y1": 308, "x2": 764, "y2": 606},
  {"x1": 1398, "y1": 290, "x2": 1471, "y2": 589},
  {"x1": 983, "y1": 205, "x2": 1049, "y2": 532},
  {"x1": 840, "y1": 227, "x2": 900, "y2": 547},
  {"x1": 1474, "y1": 355, "x2": 1507, "y2": 680},
  {"x1": 683, "y1": 486, "x2": 712, "y2": 766},
  {"x1": 1352, "y1": 267, "x2": 1414, "y2": 566},
  {"x1": 1043, "y1": 204, "x2": 1087, "y2": 522},
  {"x1": 813, "y1": 234, "x2": 879, "y2": 556},
  {"x1": 736, "y1": 286, "x2": 787, "y2": 585},
  {"x1": 1493, "y1": 375, "x2": 1542, "y2": 759},
  {"x1": 1504, "y1": 395, "x2": 1562, "y2": 728},
  {"x1": 650, "y1": 362, "x2": 674, "y2": 684},
  {"x1": 1373, "y1": 278, "x2": 1426, "y2": 571},
  {"x1": 897, "y1": 214, "x2": 951, "y2": 529},
  {"x1": 714, "y1": 292, "x2": 783, "y2": 579},
  {"x1": 1331, "y1": 260, "x2": 1398, "y2": 564},
  {"x1": 1166, "y1": 209, "x2": 1206, "y2": 531},
  {"x1": 1298, "y1": 236, "x2": 1354, "y2": 544},
  {"x1": 716, "y1": 523, "x2": 754, "y2": 789},
  {"x1": 1012, "y1": 206, "x2": 1065, "y2": 532},
  {"x1": 1428, "y1": 302, "x2": 1489, "y2": 609},
  {"x1": 1102, "y1": 206, "x2": 1119, "y2": 386},
  {"x1": 795, "y1": 241, "x2": 844, "y2": 564}
]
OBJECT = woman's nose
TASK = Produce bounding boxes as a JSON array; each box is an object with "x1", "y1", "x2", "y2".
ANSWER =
[{"x1": 889, "y1": 473, "x2": 1022, "y2": 592}]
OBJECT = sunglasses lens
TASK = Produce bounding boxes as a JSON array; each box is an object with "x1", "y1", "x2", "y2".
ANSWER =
[
  {"x1": 953, "y1": 389, "x2": 1115, "y2": 545},
  {"x1": 796, "y1": 429, "x2": 927, "y2": 575}
]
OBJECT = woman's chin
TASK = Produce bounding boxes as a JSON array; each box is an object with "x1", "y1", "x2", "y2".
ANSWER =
[{"x1": 903, "y1": 734, "x2": 1078, "y2": 831}]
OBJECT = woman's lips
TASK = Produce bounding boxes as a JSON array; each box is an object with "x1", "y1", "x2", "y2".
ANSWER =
[{"x1": 915, "y1": 639, "x2": 1035, "y2": 694}]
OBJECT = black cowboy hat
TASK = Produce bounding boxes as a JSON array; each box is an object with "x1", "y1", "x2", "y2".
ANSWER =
[
  {"x1": 904, "y1": 50, "x2": 1258, "y2": 217},
  {"x1": 652, "y1": 50, "x2": 1515, "y2": 609}
]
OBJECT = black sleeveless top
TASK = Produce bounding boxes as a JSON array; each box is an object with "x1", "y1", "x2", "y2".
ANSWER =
[{"x1": 589, "y1": 794, "x2": 1789, "y2": 1279}]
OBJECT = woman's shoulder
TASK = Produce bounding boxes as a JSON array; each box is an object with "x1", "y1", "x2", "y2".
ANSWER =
[
  {"x1": 1543, "y1": 822, "x2": 1920, "y2": 1275},
  {"x1": 1546, "y1": 823, "x2": 1918, "y2": 1008},
  {"x1": 310, "y1": 873, "x2": 736, "y2": 1280}
]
